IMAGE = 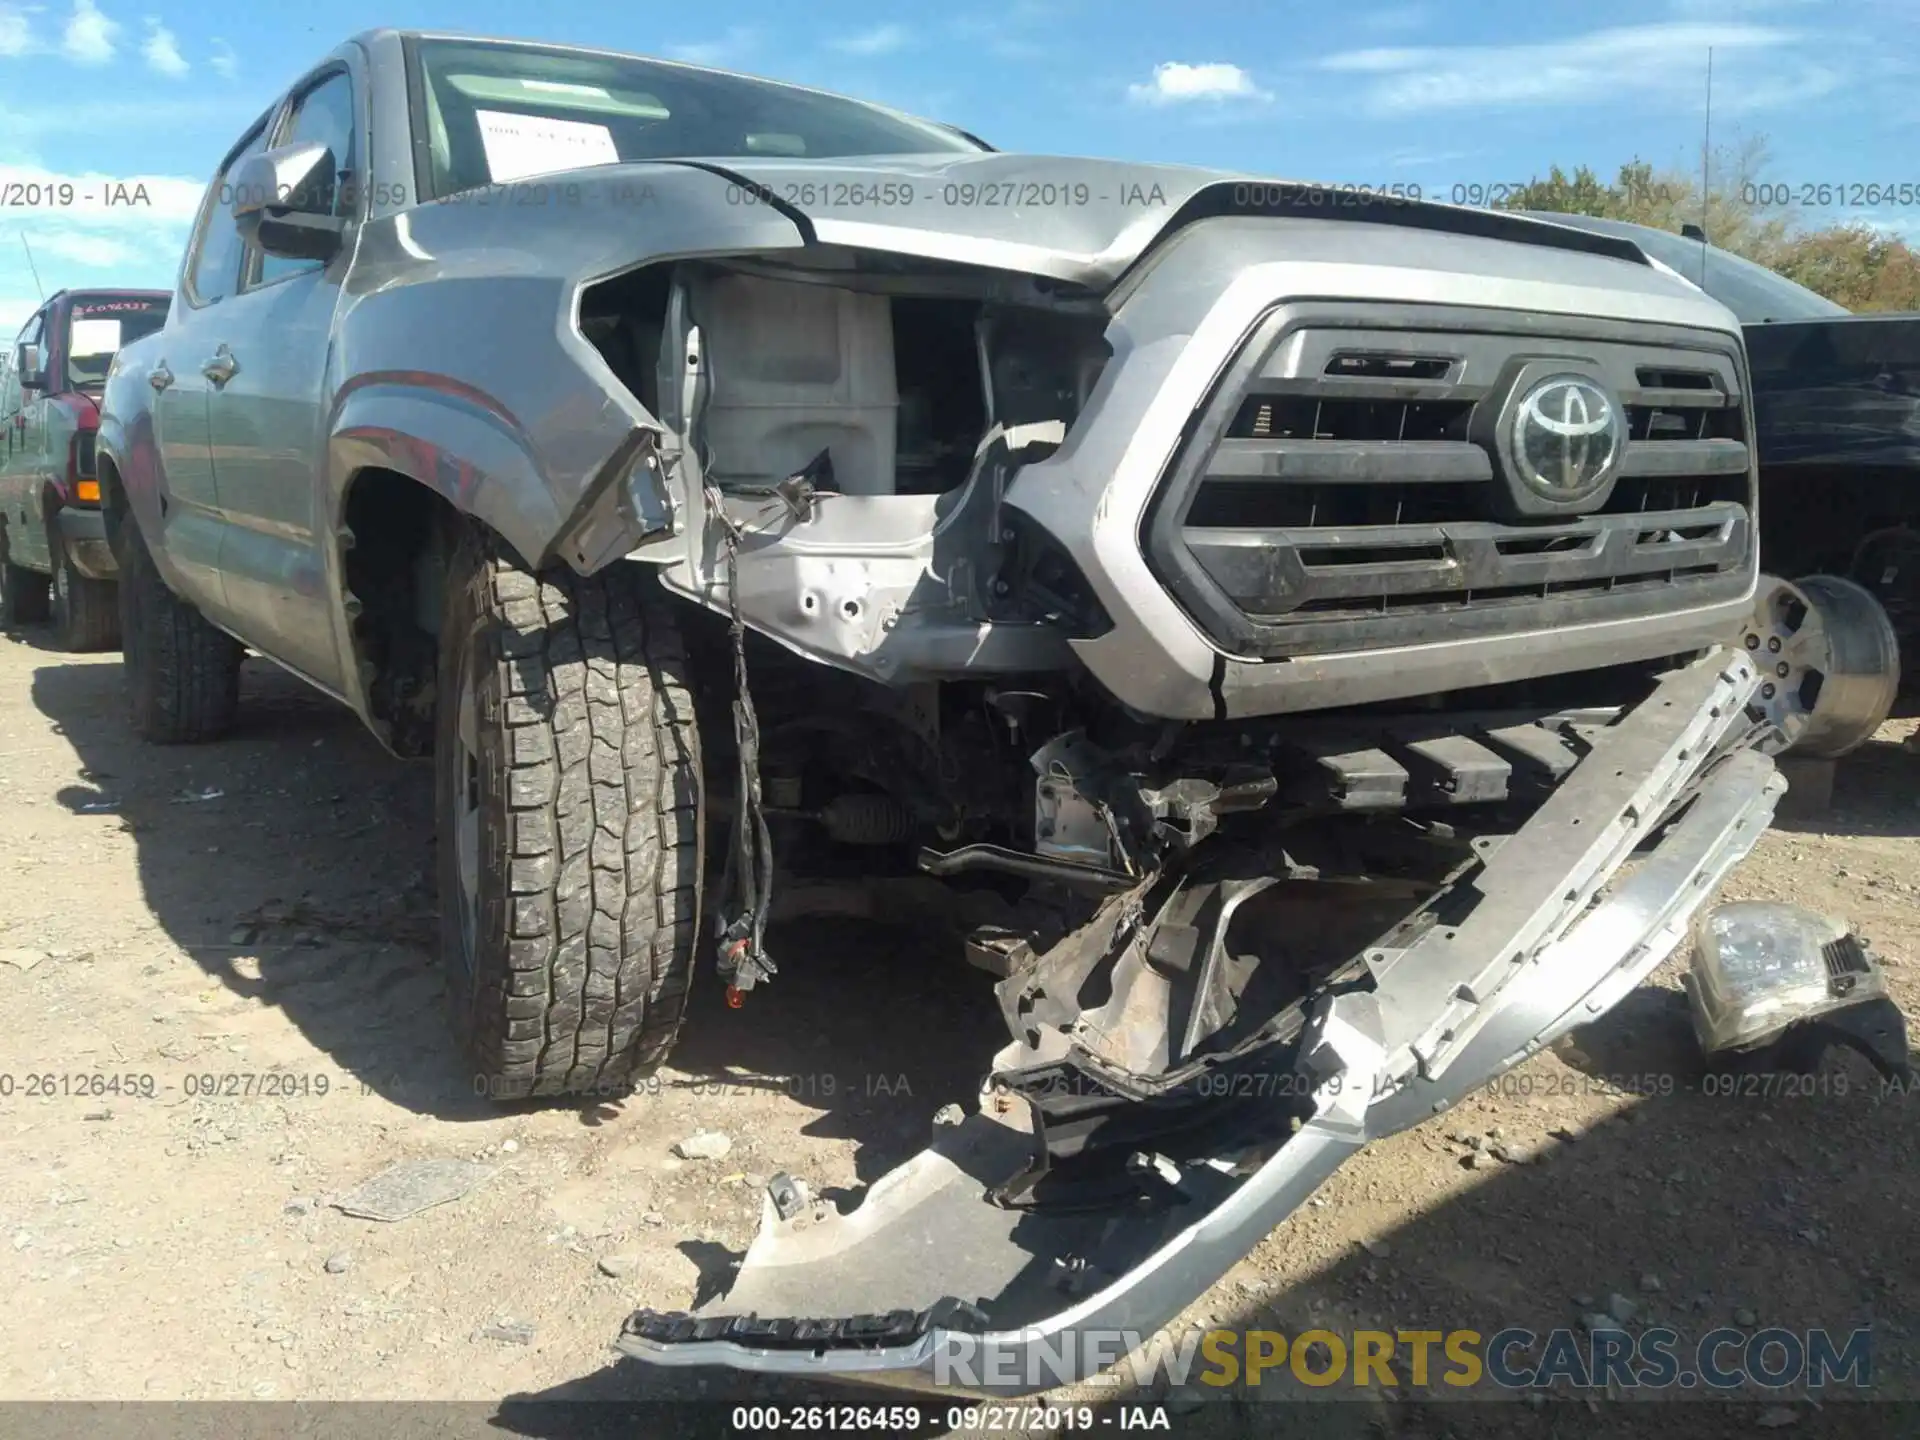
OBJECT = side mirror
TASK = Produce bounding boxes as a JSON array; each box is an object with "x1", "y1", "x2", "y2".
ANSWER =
[
  {"x1": 230, "y1": 141, "x2": 346, "y2": 263},
  {"x1": 18, "y1": 343, "x2": 44, "y2": 390}
]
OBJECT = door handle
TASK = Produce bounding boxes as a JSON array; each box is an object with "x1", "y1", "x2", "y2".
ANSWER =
[
  {"x1": 202, "y1": 347, "x2": 238, "y2": 386},
  {"x1": 149, "y1": 362, "x2": 173, "y2": 391}
]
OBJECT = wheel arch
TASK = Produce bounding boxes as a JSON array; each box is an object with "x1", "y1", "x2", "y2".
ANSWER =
[
  {"x1": 336, "y1": 463, "x2": 533, "y2": 759},
  {"x1": 96, "y1": 451, "x2": 131, "y2": 559}
]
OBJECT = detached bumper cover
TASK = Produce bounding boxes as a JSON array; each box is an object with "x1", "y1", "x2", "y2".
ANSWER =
[{"x1": 618, "y1": 646, "x2": 1784, "y2": 1394}]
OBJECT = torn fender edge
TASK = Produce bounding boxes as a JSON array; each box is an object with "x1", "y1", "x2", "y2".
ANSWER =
[
  {"x1": 616, "y1": 648, "x2": 1785, "y2": 1394},
  {"x1": 548, "y1": 425, "x2": 677, "y2": 575}
]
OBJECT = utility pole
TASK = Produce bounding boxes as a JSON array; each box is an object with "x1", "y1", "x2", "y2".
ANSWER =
[
  {"x1": 1698, "y1": 46, "x2": 1713, "y2": 283},
  {"x1": 18, "y1": 232, "x2": 45, "y2": 301}
]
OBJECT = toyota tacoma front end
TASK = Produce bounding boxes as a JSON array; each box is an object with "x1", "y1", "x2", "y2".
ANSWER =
[
  {"x1": 600, "y1": 184, "x2": 1859, "y2": 1390},
  {"x1": 90, "y1": 31, "x2": 1901, "y2": 1397}
]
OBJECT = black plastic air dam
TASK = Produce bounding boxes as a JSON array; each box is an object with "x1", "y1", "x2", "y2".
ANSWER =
[{"x1": 616, "y1": 646, "x2": 1786, "y2": 1394}]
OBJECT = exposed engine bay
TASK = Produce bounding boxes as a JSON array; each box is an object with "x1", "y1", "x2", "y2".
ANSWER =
[{"x1": 581, "y1": 248, "x2": 1122, "y2": 689}]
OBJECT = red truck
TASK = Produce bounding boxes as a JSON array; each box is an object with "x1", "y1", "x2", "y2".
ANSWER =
[{"x1": 1, "y1": 289, "x2": 171, "y2": 648}]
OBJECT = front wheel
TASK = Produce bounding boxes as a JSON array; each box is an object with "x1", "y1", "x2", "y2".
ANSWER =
[
  {"x1": 50, "y1": 533, "x2": 120, "y2": 651},
  {"x1": 436, "y1": 526, "x2": 704, "y2": 1100}
]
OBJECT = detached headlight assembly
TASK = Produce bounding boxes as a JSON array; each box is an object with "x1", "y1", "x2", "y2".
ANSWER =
[{"x1": 1686, "y1": 902, "x2": 1905, "y2": 1074}]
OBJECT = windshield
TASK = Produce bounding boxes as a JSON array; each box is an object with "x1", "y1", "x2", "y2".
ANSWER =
[
  {"x1": 1521, "y1": 212, "x2": 1849, "y2": 324},
  {"x1": 410, "y1": 38, "x2": 981, "y2": 199},
  {"x1": 62, "y1": 296, "x2": 169, "y2": 388}
]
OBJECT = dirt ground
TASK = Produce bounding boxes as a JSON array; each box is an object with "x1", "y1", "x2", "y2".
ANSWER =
[{"x1": 1, "y1": 620, "x2": 1916, "y2": 1437}]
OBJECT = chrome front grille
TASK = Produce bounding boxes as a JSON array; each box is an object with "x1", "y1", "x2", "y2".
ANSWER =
[{"x1": 1143, "y1": 305, "x2": 1756, "y2": 658}]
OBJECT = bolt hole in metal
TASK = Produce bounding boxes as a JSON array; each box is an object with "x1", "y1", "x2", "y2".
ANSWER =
[
  {"x1": 1745, "y1": 574, "x2": 1900, "y2": 758},
  {"x1": 841, "y1": 598, "x2": 861, "y2": 620}
]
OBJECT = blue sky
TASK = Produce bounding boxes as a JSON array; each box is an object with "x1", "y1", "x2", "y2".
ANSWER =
[{"x1": 2, "y1": 0, "x2": 1915, "y2": 333}]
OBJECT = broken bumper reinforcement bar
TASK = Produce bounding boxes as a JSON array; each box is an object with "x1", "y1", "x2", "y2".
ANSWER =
[{"x1": 617, "y1": 646, "x2": 1786, "y2": 1394}]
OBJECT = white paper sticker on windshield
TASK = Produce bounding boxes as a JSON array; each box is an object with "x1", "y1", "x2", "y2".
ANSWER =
[
  {"x1": 70, "y1": 318, "x2": 123, "y2": 356},
  {"x1": 476, "y1": 109, "x2": 620, "y2": 183}
]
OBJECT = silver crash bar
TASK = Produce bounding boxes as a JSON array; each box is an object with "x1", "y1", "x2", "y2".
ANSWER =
[{"x1": 618, "y1": 646, "x2": 1784, "y2": 1393}]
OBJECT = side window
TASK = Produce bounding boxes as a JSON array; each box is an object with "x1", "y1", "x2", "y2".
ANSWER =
[
  {"x1": 3, "y1": 312, "x2": 41, "y2": 454},
  {"x1": 257, "y1": 71, "x2": 357, "y2": 287},
  {"x1": 1, "y1": 319, "x2": 26, "y2": 418},
  {"x1": 12, "y1": 310, "x2": 45, "y2": 393},
  {"x1": 188, "y1": 126, "x2": 270, "y2": 306}
]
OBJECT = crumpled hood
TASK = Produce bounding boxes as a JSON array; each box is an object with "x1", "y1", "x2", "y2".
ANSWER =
[{"x1": 661, "y1": 151, "x2": 1653, "y2": 290}]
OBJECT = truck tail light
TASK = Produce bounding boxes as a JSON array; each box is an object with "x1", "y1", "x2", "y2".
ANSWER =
[{"x1": 68, "y1": 431, "x2": 100, "y2": 506}]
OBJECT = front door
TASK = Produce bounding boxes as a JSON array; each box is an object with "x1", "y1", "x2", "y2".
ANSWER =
[
  {"x1": 152, "y1": 123, "x2": 275, "y2": 621},
  {"x1": 202, "y1": 66, "x2": 359, "y2": 692}
]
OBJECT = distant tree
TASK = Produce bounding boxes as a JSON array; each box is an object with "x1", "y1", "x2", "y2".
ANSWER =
[
  {"x1": 1489, "y1": 138, "x2": 1920, "y2": 314},
  {"x1": 1500, "y1": 164, "x2": 1621, "y2": 219},
  {"x1": 1765, "y1": 225, "x2": 1920, "y2": 313},
  {"x1": 1499, "y1": 142, "x2": 1790, "y2": 250}
]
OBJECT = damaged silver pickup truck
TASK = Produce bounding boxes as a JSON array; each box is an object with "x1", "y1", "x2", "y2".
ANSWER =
[{"x1": 93, "y1": 30, "x2": 1902, "y2": 1394}]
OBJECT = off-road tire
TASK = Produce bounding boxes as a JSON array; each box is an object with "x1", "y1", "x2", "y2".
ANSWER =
[
  {"x1": 0, "y1": 527, "x2": 51, "y2": 625},
  {"x1": 50, "y1": 532, "x2": 120, "y2": 651},
  {"x1": 118, "y1": 516, "x2": 242, "y2": 742},
  {"x1": 437, "y1": 525, "x2": 704, "y2": 1100}
]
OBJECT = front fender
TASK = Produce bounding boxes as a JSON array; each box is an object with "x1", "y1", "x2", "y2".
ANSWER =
[
  {"x1": 329, "y1": 377, "x2": 568, "y2": 566},
  {"x1": 329, "y1": 259, "x2": 677, "y2": 574},
  {"x1": 95, "y1": 343, "x2": 173, "y2": 575}
]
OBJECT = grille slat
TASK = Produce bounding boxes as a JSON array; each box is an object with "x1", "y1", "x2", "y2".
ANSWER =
[
  {"x1": 1188, "y1": 505, "x2": 1743, "y2": 615},
  {"x1": 1207, "y1": 438, "x2": 1492, "y2": 485},
  {"x1": 1614, "y1": 439, "x2": 1749, "y2": 477},
  {"x1": 1143, "y1": 312, "x2": 1755, "y2": 658}
]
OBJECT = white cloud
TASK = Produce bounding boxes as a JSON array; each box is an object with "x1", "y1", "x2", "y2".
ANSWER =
[
  {"x1": 1, "y1": 164, "x2": 204, "y2": 298},
  {"x1": 208, "y1": 35, "x2": 234, "y2": 78},
  {"x1": 60, "y1": 0, "x2": 116, "y2": 64},
  {"x1": 25, "y1": 229, "x2": 143, "y2": 266},
  {"x1": 830, "y1": 23, "x2": 911, "y2": 57},
  {"x1": 142, "y1": 17, "x2": 186, "y2": 75},
  {"x1": 0, "y1": 164, "x2": 204, "y2": 223},
  {"x1": 667, "y1": 26, "x2": 760, "y2": 67},
  {"x1": 0, "y1": 295, "x2": 45, "y2": 332},
  {"x1": 1715, "y1": 63, "x2": 1847, "y2": 115},
  {"x1": 1127, "y1": 61, "x2": 1271, "y2": 107},
  {"x1": 0, "y1": 3, "x2": 40, "y2": 57},
  {"x1": 1386, "y1": 148, "x2": 1480, "y2": 168},
  {"x1": 1319, "y1": 23, "x2": 1801, "y2": 114},
  {"x1": 0, "y1": 94, "x2": 247, "y2": 158}
]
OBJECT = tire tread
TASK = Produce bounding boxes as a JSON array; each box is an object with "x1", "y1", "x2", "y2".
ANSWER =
[
  {"x1": 53, "y1": 539, "x2": 120, "y2": 651},
  {"x1": 447, "y1": 530, "x2": 702, "y2": 1099},
  {"x1": 119, "y1": 520, "x2": 241, "y2": 743}
]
